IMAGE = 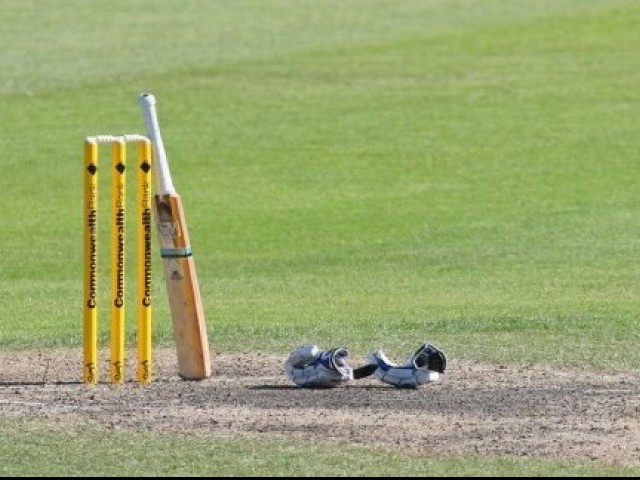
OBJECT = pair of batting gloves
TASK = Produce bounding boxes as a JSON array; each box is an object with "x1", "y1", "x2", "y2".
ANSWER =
[{"x1": 284, "y1": 342, "x2": 447, "y2": 389}]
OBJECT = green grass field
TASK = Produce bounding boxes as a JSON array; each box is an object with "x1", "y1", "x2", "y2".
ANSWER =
[{"x1": 2, "y1": 0, "x2": 640, "y2": 476}]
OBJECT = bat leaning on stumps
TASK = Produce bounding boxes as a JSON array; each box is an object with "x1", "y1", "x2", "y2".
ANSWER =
[{"x1": 139, "y1": 92, "x2": 212, "y2": 380}]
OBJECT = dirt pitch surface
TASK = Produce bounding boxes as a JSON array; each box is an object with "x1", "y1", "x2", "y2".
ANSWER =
[{"x1": 2, "y1": 348, "x2": 640, "y2": 468}]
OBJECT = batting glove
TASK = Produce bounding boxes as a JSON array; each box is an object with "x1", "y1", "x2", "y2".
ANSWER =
[
  {"x1": 367, "y1": 343, "x2": 447, "y2": 388},
  {"x1": 284, "y1": 344, "x2": 354, "y2": 388}
]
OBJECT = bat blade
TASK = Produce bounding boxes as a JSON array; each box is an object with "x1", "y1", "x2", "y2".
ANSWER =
[
  {"x1": 139, "y1": 92, "x2": 212, "y2": 380},
  {"x1": 155, "y1": 193, "x2": 211, "y2": 380}
]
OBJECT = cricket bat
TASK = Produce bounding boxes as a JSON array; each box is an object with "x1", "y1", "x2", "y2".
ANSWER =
[{"x1": 139, "y1": 92, "x2": 212, "y2": 380}]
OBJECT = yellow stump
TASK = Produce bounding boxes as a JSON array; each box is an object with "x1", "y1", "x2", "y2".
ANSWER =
[
  {"x1": 83, "y1": 134, "x2": 153, "y2": 385},
  {"x1": 136, "y1": 139, "x2": 153, "y2": 383},
  {"x1": 110, "y1": 139, "x2": 126, "y2": 384},
  {"x1": 83, "y1": 140, "x2": 99, "y2": 384}
]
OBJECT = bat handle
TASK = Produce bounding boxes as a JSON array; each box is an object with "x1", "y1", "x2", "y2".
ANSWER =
[{"x1": 139, "y1": 92, "x2": 177, "y2": 195}]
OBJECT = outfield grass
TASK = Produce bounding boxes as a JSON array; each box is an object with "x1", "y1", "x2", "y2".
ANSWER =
[
  {"x1": 2, "y1": 0, "x2": 640, "y2": 475},
  {"x1": 0, "y1": 418, "x2": 635, "y2": 477}
]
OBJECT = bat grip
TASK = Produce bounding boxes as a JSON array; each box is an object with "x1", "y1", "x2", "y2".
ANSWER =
[{"x1": 139, "y1": 92, "x2": 177, "y2": 195}]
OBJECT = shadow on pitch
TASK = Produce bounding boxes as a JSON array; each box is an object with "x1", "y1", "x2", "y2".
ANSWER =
[
  {"x1": 0, "y1": 380, "x2": 83, "y2": 387},
  {"x1": 248, "y1": 384, "x2": 393, "y2": 391}
]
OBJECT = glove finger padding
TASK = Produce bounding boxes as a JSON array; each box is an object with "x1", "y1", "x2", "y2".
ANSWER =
[
  {"x1": 285, "y1": 344, "x2": 354, "y2": 388},
  {"x1": 368, "y1": 342, "x2": 446, "y2": 388},
  {"x1": 412, "y1": 343, "x2": 447, "y2": 374}
]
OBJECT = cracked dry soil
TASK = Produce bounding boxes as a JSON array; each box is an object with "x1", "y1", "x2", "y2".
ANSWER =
[{"x1": 1, "y1": 348, "x2": 640, "y2": 468}]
